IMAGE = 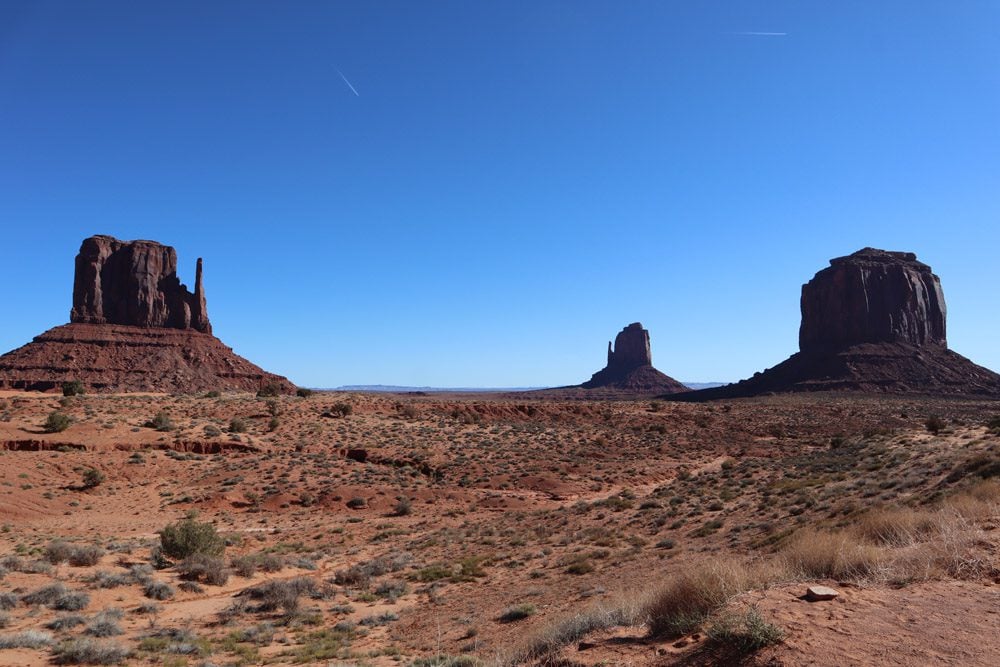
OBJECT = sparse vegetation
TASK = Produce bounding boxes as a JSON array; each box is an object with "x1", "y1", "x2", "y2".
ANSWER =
[
  {"x1": 159, "y1": 517, "x2": 225, "y2": 560},
  {"x1": 44, "y1": 411, "x2": 73, "y2": 433}
]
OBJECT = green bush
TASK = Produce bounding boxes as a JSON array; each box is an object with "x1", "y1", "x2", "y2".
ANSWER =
[
  {"x1": 329, "y1": 402, "x2": 353, "y2": 418},
  {"x1": 44, "y1": 412, "x2": 73, "y2": 433},
  {"x1": 158, "y1": 518, "x2": 225, "y2": 560},
  {"x1": 295, "y1": 387, "x2": 313, "y2": 398},
  {"x1": 62, "y1": 381, "x2": 85, "y2": 397},
  {"x1": 228, "y1": 417, "x2": 248, "y2": 433},
  {"x1": 256, "y1": 383, "x2": 282, "y2": 398},
  {"x1": 706, "y1": 606, "x2": 784, "y2": 656},
  {"x1": 498, "y1": 604, "x2": 536, "y2": 623},
  {"x1": 148, "y1": 412, "x2": 174, "y2": 432},
  {"x1": 925, "y1": 415, "x2": 946, "y2": 434},
  {"x1": 81, "y1": 469, "x2": 105, "y2": 489}
]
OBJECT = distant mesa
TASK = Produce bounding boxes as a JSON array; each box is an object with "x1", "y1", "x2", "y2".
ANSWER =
[
  {"x1": 677, "y1": 248, "x2": 1000, "y2": 399},
  {"x1": 0, "y1": 235, "x2": 295, "y2": 394},
  {"x1": 579, "y1": 322, "x2": 687, "y2": 395}
]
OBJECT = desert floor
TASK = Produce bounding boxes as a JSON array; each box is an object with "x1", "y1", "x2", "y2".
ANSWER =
[{"x1": 1, "y1": 389, "x2": 998, "y2": 666}]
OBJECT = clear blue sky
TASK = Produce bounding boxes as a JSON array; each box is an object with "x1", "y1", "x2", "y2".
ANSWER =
[{"x1": 1, "y1": 1, "x2": 998, "y2": 387}]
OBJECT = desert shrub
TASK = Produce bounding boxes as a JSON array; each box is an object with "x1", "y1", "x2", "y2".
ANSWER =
[
  {"x1": 177, "y1": 554, "x2": 229, "y2": 585},
  {"x1": 853, "y1": 508, "x2": 937, "y2": 547},
  {"x1": 329, "y1": 402, "x2": 352, "y2": 418},
  {"x1": 706, "y1": 606, "x2": 784, "y2": 655},
  {"x1": 925, "y1": 415, "x2": 946, "y2": 434},
  {"x1": 245, "y1": 577, "x2": 319, "y2": 614},
  {"x1": 334, "y1": 551, "x2": 413, "y2": 587},
  {"x1": 134, "y1": 602, "x2": 161, "y2": 615},
  {"x1": 46, "y1": 614, "x2": 86, "y2": 631},
  {"x1": 69, "y1": 544, "x2": 104, "y2": 566},
  {"x1": 85, "y1": 610, "x2": 124, "y2": 637},
  {"x1": 412, "y1": 658, "x2": 480, "y2": 667},
  {"x1": 374, "y1": 579, "x2": 408, "y2": 601},
  {"x1": 359, "y1": 611, "x2": 399, "y2": 626},
  {"x1": 645, "y1": 559, "x2": 765, "y2": 638},
  {"x1": 203, "y1": 424, "x2": 222, "y2": 437},
  {"x1": 0, "y1": 630, "x2": 54, "y2": 648},
  {"x1": 148, "y1": 412, "x2": 174, "y2": 432},
  {"x1": 507, "y1": 597, "x2": 642, "y2": 663},
  {"x1": 81, "y1": 469, "x2": 105, "y2": 490},
  {"x1": 256, "y1": 383, "x2": 282, "y2": 397},
  {"x1": 178, "y1": 581, "x2": 204, "y2": 593},
  {"x1": 0, "y1": 612, "x2": 9, "y2": 628},
  {"x1": 499, "y1": 604, "x2": 536, "y2": 623},
  {"x1": 346, "y1": 496, "x2": 367, "y2": 509},
  {"x1": 0, "y1": 593, "x2": 17, "y2": 610},
  {"x1": 143, "y1": 580, "x2": 174, "y2": 600},
  {"x1": 62, "y1": 380, "x2": 85, "y2": 397},
  {"x1": 46, "y1": 540, "x2": 76, "y2": 564},
  {"x1": 392, "y1": 496, "x2": 412, "y2": 516},
  {"x1": 44, "y1": 411, "x2": 73, "y2": 433},
  {"x1": 780, "y1": 529, "x2": 886, "y2": 580},
  {"x1": 53, "y1": 591, "x2": 91, "y2": 612},
  {"x1": 88, "y1": 571, "x2": 130, "y2": 589},
  {"x1": 228, "y1": 417, "x2": 248, "y2": 433},
  {"x1": 159, "y1": 517, "x2": 225, "y2": 560},
  {"x1": 296, "y1": 387, "x2": 313, "y2": 398},
  {"x1": 53, "y1": 638, "x2": 130, "y2": 664},
  {"x1": 23, "y1": 582, "x2": 68, "y2": 606}
]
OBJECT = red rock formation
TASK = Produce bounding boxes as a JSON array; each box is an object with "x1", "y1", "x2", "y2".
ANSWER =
[
  {"x1": 0, "y1": 235, "x2": 294, "y2": 394},
  {"x1": 676, "y1": 248, "x2": 1000, "y2": 399},
  {"x1": 71, "y1": 235, "x2": 211, "y2": 333},
  {"x1": 800, "y1": 248, "x2": 946, "y2": 353},
  {"x1": 580, "y1": 323, "x2": 687, "y2": 394}
]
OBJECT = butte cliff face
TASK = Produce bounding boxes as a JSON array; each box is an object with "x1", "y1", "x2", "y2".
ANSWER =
[
  {"x1": 676, "y1": 248, "x2": 1000, "y2": 399},
  {"x1": 0, "y1": 235, "x2": 294, "y2": 394},
  {"x1": 580, "y1": 323, "x2": 687, "y2": 394},
  {"x1": 71, "y1": 235, "x2": 211, "y2": 333},
  {"x1": 799, "y1": 248, "x2": 946, "y2": 353}
]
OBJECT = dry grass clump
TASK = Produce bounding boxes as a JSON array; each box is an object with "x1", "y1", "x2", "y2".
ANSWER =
[
  {"x1": 783, "y1": 480, "x2": 999, "y2": 584},
  {"x1": 644, "y1": 559, "x2": 776, "y2": 638},
  {"x1": 780, "y1": 529, "x2": 887, "y2": 581},
  {"x1": 0, "y1": 630, "x2": 54, "y2": 648},
  {"x1": 853, "y1": 508, "x2": 938, "y2": 547},
  {"x1": 502, "y1": 596, "x2": 645, "y2": 664},
  {"x1": 52, "y1": 637, "x2": 130, "y2": 665},
  {"x1": 705, "y1": 605, "x2": 784, "y2": 656}
]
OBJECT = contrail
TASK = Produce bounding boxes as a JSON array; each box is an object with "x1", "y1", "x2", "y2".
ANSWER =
[
  {"x1": 336, "y1": 69, "x2": 360, "y2": 97},
  {"x1": 733, "y1": 31, "x2": 787, "y2": 36}
]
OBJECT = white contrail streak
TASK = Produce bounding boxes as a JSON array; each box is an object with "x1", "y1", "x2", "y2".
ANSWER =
[
  {"x1": 336, "y1": 69, "x2": 360, "y2": 97},
  {"x1": 733, "y1": 31, "x2": 787, "y2": 36}
]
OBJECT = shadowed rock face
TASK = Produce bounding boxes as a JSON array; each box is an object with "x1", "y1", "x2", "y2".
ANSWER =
[
  {"x1": 672, "y1": 248, "x2": 1000, "y2": 400},
  {"x1": 605, "y1": 322, "x2": 653, "y2": 372},
  {"x1": 71, "y1": 235, "x2": 211, "y2": 333},
  {"x1": 800, "y1": 248, "x2": 946, "y2": 353}
]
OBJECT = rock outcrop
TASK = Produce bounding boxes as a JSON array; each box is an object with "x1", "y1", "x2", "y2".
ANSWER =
[
  {"x1": 799, "y1": 248, "x2": 946, "y2": 353},
  {"x1": 0, "y1": 235, "x2": 294, "y2": 394},
  {"x1": 71, "y1": 235, "x2": 211, "y2": 333},
  {"x1": 675, "y1": 248, "x2": 1000, "y2": 399},
  {"x1": 580, "y1": 323, "x2": 687, "y2": 394}
]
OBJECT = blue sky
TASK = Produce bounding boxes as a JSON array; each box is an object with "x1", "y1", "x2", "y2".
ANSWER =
[{"x1": 1, "y1": 1, "x2": 998, "y2": 387}]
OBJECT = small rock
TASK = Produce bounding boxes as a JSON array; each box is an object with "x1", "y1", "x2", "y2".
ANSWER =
[{"x1": 806, "y1": 585, "x2": 840, "y2": 601}]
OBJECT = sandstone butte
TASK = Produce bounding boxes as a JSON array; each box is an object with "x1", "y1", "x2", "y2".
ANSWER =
[
  {"x1": 675, "y1": 247, "x2": 1000, "y2": 399},
  {"x1": 0, "y1": 235, "x2": 295, "y2": 394},
  {"x1": 574, "y1": 322, "x2": 687, "y2": 394}
]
